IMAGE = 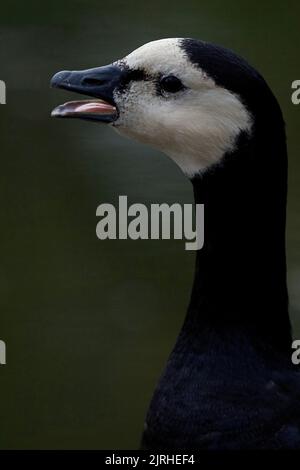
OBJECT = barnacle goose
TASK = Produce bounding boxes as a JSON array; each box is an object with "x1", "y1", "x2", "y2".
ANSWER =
[{"x1": 51, "y1": 38, "x2": 300, "y2": 449}]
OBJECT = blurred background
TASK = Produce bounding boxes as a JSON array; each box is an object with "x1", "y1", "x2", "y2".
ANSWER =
[{"x1": 0, "y1": 0, "x2": 299, "y2": 449}]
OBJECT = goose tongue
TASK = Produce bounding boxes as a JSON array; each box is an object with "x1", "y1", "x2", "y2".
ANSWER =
[{"x1": 51, "y1": 99, "x2": 116, "y2": 118}]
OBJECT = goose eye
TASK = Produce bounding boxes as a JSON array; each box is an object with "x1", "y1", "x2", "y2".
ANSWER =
[{"x1": 160, "y1": 75, "x2": 184, "y2": 93}]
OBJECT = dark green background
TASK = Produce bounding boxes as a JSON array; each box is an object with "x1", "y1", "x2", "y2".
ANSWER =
[{"x1": 0, "y1": 0, "x2": 299, "y2": 449}]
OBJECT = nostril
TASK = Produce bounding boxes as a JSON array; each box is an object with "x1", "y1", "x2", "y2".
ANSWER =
[{"x1": 82, "y1": 77, "x2": 106, "y2": 87}]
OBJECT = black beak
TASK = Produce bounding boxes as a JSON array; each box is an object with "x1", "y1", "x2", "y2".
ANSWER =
[{"x1": 50, "y1": 64, "x2": 123, "y2": 123}]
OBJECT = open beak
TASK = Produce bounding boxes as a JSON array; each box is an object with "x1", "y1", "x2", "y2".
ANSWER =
[{"x1": 50, "y1": 64, "x2": 123, "y2": 123}]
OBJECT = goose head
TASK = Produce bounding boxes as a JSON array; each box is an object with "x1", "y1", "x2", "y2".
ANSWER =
[{"x1": 50, "y1": 38, "x2": 278, "y2": 177}]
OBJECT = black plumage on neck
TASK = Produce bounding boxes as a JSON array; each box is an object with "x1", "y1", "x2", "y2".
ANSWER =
[{"x1": 184, "y1": 106, "x2": 290, "y2": 353}]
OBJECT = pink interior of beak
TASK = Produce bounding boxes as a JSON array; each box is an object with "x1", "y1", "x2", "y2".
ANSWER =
[
  {"x1": 51, "y1": 99, "x2": 116, "y2": 117},
  {"x1": 73, "y1": 102, "x2": 115, "y2": 114}
]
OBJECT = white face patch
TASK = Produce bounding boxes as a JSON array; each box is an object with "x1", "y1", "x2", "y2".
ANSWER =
[{"x1": 111, "y1": 38, "x2": 253, "y2": 177}]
